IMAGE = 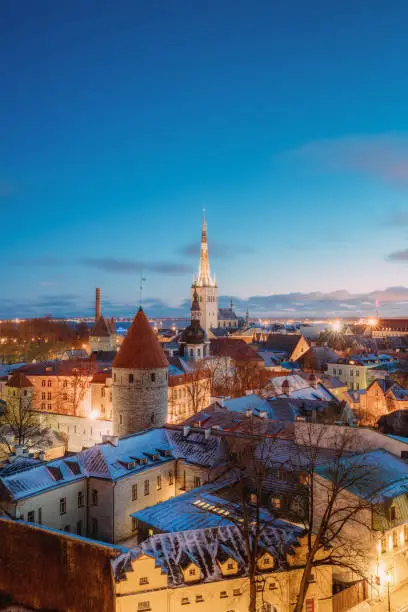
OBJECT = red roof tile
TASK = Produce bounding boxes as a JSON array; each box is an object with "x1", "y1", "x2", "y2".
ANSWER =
[
  {"x1": 112, "y1": 308, "x2": 169, "y2": 370},
  {"x1": 6, "y1": 372, "x2": 34, "y2": 388}
]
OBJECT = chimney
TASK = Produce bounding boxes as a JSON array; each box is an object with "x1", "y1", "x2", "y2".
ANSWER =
[
  {"x1": 183, "y1": 425, "x2": 191, "y2": 437},
  {"x1": 204, "y1": 427, "x2": 212, "y2": 440},
  {"x1": 95, "y1": 288, "x2": 101, "y2": 320},
  {"x1": 102, "y1": 434, "x2": 119, "y2": 447}
]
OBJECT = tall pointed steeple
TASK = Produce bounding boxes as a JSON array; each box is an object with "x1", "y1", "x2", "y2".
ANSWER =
[
  {"x1": 197, "y1": 211, "x2": 215, "y2": 287},
  {"x1": 191, "y1": 212, "x2": 218, "y2": 333}
]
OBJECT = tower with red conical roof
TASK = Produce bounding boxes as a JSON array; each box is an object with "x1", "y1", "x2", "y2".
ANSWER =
[{"x1": 112, "y1": 307, "x2": 169, "y2": 435}]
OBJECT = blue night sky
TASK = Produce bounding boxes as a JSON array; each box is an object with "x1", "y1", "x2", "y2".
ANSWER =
[{"x1": 2, "y1": 0, "x2": 408, "y2": 319}]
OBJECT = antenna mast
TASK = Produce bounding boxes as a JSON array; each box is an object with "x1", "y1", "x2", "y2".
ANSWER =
[{"x1": 139, "y1": 273, "x2": 147, "y2": 307}]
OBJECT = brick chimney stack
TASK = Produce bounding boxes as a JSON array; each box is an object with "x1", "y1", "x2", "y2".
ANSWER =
[{"x1": 95, "y1": 288, "x2": 101, "y2": 320}]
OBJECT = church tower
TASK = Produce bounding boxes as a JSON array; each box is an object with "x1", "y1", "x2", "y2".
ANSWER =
[
  {"x1": 192, "y1": 214, "x2": 218, "y2": 333},
  {"x1": 180, "y1": 286, "x2": 208, "y2": 361},
  {"x1": 112, "y1": 307, "x2": 169, "y2": 436}
]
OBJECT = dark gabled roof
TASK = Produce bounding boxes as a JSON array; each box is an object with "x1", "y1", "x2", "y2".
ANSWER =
[
  {"x1": 112, "y1": 308, "x2": 169, "y2": 370},
  {"x1": 90, "y1": 316, "x2": 113, "y2": 337},
  {"x1": 6, "y1": 372, "x2": 34, "y2": 388},
  {"x1": 263, "y1": 334, "x2": 306, "y2": 355},
  {"x1": 210, "y1": 338, "x2": 263, "y2": 362},
  {"x1": 218, "y1": 308, "x2": 239, "y2": 321}
]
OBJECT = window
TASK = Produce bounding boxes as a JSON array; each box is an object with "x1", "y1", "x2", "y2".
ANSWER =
[
  {"x1": 333, "y1": 369, "x2": 336, "y2": 375},
  {"x1": 249, "y1": 493, "x2": 257, "y2": 505},
  {"x1": 27, "y1": 510, "x2": 34, "y2": 522},
  {"x1": 113, "y1": 373, "x2": 117, "y2": 383},
  {"x1": 168, "y1": 471, "x2": 174, "y2": 485},
  {"x1": 41, "y1": 402, "x2": 45, "y2": 410},
  {"x1": 119, "y1": 414, "x2": 123, "y2": 425},
  {"x1": 47, "y1": 379, "x2": 52, "y2": 387},
  {"x1": 38, "y1": 508, "x2": 42, "y2": 524},
  {"x1": 233, "y1": 588, "x2": 241, "y2": 596},
  {"x1": 338, "y1": 368, "x2": 342, "y2": 375},
  {"x1": 308, "y1": 573, "x2": 316, "y2": 583},
  {"x1": 195, "y1": 595, "x2": 204, "y2": 603},
  {"x1": 129, "y1": 374, "x2": 134, "y2": 384},
  {"x1": 132, "y1": 484, "x2": 138, "y2": 501},
  {"x1": 157, "y1": 475, "x2": 162, "y2": 490},
  {"x1": 41, "y1": 380, "x2": 46, "y2": 387},
  {"x1": 227, "y1": 562, "x2": 235, "y2": 570},
  {"x1": 350, "y1": 370, "x2": 354, "y2": 376},
  {"x1": 194, "y1": 476, "x2": 201, "y2": 488},
  {"x1": 63, "y1": 393, "x2": 68, "y2": 401},
  {"x1": 256, "y1": 583, "x2": 263, "y2": 592},
  {"x1": 60, "y1": 497, "x2": 67, "y2": 515},
  {"x1": 47, "y1": 392, "x2": 52, "y2": 400},
  {"x1": 139, "y1": 577, "x2": 149, "y2": 585},
  {"x1": 144, "y1": 480, "x2": 149, "y2": 495},
  {"x1": 47, "y1": 403, "x2": 52, "y2": 410},
  {"x1": 91, "y1": 489, "x2": 98, "y2": 506},
  {"x1": 63, "y1": 525, "x2": 71, "y2": 532},
  {"x1": 264, "y1": 557, "x2": 271, "y2": 565},
  {"x1": 181, "y1": 598, "x2": 190, "y2": 606},
  {"x1": 276, "y1": 469, "x2": 285, "y2": 481},
  {"x1": 271, "y1": 497, "x2": 281, "y2": 509},
  {"x1": 390, "y1": 506, "x2": 397, "y2": 521},
  {"x1": 63, "y1": 380, "x2": 68, "y2": 388},
  {"x1": 132, "y1": 517, "x2": 137, "y2": 532},
  {"x1": 77, "y1": 491, "x2": 84, "y2": 508},
  {"x1": 138, "y1": 602, "x2": 151, "y2": 611},
  {"x1": 76, "y1": 520, "x2": 82, "y2": 535},
  {"x1": 220, "y1": 591, "x2": 228, "y2": 598},
  {"x1": 404, "y1": 524, "x2": 408, "y2": 542},
  {"x1": 269, "y1": 582, "x2": 277, "y2": 590},
  {"x1": 91, "y1": 518, "x2": 98, "y2": 538},
  {"x1": 101, "y1": 388, "x2": 105, "y2": 397},
  {"x1": 41, "y1": 392, "x2": 46, "y2": 400},
  {"x1": 151, "y1": 373, "x2": 156, "y2": 383},
  {"x1": 189, "y1": 568, "x2": 196, "y2": 576},
  {"x1": 356, "y1": 370, "x2": 360, "y2": 377}
]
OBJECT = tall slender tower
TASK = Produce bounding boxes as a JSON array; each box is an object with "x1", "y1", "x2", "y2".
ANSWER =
[{"x1": 192, "y1": 213, "x2": 218, "y2": 332}]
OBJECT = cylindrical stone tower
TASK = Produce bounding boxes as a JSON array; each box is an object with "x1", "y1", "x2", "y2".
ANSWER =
[{"x1": 112, "y1": 307, "x2": 169, "y2": 436}]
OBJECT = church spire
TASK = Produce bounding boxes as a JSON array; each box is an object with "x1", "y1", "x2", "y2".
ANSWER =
[{"x1": 197, "y1": 210, "x2": 215, "y2": 287}]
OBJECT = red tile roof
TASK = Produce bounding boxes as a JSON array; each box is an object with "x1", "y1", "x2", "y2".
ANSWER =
[
  {"x1": 210, "y1": 338, "x2": 264, "y2": 363},
  {"x1": 112, "y1": 307, "x2": 169, "y2": 370},
  {"x1": 6, "y1": 372, "x2": 34, "y2": 388},
  {"x1": 90, "y1": 316, "x2": 112, "y2": 337}
]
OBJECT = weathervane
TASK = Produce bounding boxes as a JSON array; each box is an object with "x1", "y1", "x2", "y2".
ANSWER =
[{"x1": 139, "y1": 273, "x2": 147, "y2": 307}]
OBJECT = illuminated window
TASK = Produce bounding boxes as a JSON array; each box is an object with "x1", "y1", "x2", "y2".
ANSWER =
[
  {"x1": 271, "y1": 497, "x2": 281, "y2": 509},
  {"x1": 138, "y1": 602, "x2": 151, "y2": 611},
  {"x1": 139, "y1": 577, "x2": 149, "y2": 585},
  {"x1": 249, "y1": 493, "x2": 257, "y2": 505},
  {"x1": 91, "y1": 490, "x2": 98, "y2": 506},
  {"x1": 41, "y1": 380, "x2": 46, "y2": 387},
  {"x1": 128, "y1": 374, "x2": 134, "y2": 384},
  {"x1": 157, "y1": 475, "x2": 162, "y2": 490},
  {"x1": 189, "y1": 568, "x2": 196, "y2": 576},
  {"x1": 220, "y1": 591, "x2": 228, "y2": 598}
]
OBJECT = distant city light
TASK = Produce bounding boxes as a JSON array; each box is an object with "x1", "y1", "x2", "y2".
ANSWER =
[
  {"x1": 367, "y1": 318, "x2": 378, "y2": 327},
  {"x1": 330, "y1": 320, "x2": 342, "y2": 332}
]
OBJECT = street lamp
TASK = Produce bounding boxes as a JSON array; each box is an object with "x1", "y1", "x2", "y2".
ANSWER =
[{"x1": 385, "y1": 573, "x2": 392, "y2": 612}]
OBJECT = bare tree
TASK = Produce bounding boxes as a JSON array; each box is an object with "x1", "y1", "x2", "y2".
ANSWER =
[
  {"x1": 211, "y1": 428, "x2": 285, "y2": 612},
  {"x1": 289, "y1": 424, "x2": 378, "y2": 612},
  {"x1": 55, "y1": 360, "x2": 94, "y2": 416},
  {"x1": 184, "y1": 360, "x2": 212, "y2": 415},
  {"x1": 0, "y1": 390, "x2": 43, "y2": 452}
]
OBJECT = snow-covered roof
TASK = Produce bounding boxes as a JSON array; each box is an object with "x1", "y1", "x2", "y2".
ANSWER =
[
  {"x1": 223, "y1": 394, "x2": 271, "y2": 414},
  {"x1": 114, "y1": 522, "x2": 303, "y2": 586},
  {"x1": 265, "y1": 374, "x2": 336, "y2": 402},
  {"x1": 0, "y1": 427, "x2": 227, "y2": 501},
  {"x1": 316, "y1": 449, "x2": 408, "y2": 504}
]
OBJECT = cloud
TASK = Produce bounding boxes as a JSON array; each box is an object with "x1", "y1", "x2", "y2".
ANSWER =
[
  {"x1": 79, "y1": 258, "x2": 193, "y2": 275},
  {"x1": 179, "y1": 241, "x2": 254, "y2": 259},
  {"x1": 384, "y1": 211, "x2": 408, "y2": 227},
  {"x1": 9, "y1": 256, "x2": 193, "y2": 276},
  {"x1": 4, "y1": 286, "x2": 408, "y2": 319},
  {"x1": 387, "y1": 249, "x2": 408, "y2": 262},
  {"x1": 283, "y1": 134, "x2": 408, "y2": 186}
]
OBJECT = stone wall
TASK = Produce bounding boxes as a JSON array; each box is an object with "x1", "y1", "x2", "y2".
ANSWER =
[
  {"x1": 0, "y1": 518, "x2": 117, "y2": 612},
  {"x1": 112, "y1": 367, "x2": 168, "y2": 435}
]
